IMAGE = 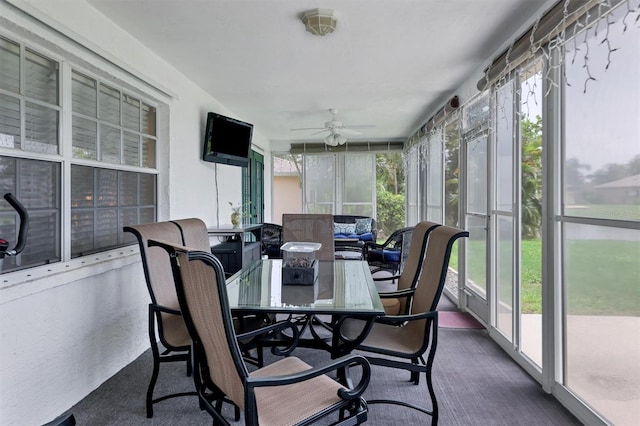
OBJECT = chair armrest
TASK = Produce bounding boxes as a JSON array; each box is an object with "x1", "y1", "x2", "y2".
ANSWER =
[
  {"x1": 363, "y1": 241, "x2": 383, "y2": 258},
  {"x1": 374, "y1": 310, "x2": 437, "y2": 326},
  {"x1": 150, "y1": 303, "x2": 181, "y2": 316},
  {"x1": 236, "y1": 319, "x2": 300, "y2": 357},
  {"x1": 246, "y1": 354, "x2": 370, "y2": 400},
  {"x1": 378, "y1": 288, "x2": 415, "y2": 299},
  {"x1": 372, "y1": 274, "x2": 401, "y2": 282}
]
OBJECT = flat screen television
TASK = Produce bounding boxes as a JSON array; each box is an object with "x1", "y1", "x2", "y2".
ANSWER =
[{"x1": 202, "y1": 112, "x2": 253, "y2": 167}]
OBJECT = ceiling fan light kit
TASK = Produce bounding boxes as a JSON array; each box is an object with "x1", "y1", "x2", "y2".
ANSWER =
[
  {"x1": 301, "y1": 8, "x2": 337, "y2": 36},
  {"x1": 290, "y1": 109, "x2": 375, "y2": 146},
  {"x1": 324, "y1": 133, "x2": 347, "y2": 146}
]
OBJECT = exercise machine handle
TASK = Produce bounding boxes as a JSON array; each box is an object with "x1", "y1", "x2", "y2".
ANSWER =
[{"x1": 3, "y1": 193, "x2": 29, "y2": 256}]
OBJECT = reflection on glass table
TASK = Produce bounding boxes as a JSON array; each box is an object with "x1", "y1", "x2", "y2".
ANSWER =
[{"x1": 226, "y1": 259, "x2": 384, "y2": 359}]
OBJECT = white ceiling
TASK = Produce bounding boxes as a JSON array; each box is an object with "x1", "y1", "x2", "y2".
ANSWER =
[{"x1": 87, "y1": 0, "x2": 550, "y2": 148}]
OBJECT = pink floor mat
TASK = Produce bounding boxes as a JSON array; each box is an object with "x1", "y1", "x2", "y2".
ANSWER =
[{"x1": 438, "y1": 311, "x2": 485, "y2": 329}]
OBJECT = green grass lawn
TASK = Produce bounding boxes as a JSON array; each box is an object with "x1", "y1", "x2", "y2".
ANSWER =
[
  {"x1": 565, "y1": 204, "x2": 640, "y2": 221},
  {"x1": 449, "y1": 238, "x2": 640, "y2": 316}
]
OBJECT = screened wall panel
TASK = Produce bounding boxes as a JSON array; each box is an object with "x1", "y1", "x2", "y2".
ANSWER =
[
  {"x1": 427, "y1": 129, "x2": 443, "y2": 223},
  {"x1": 342, "y1": 154, "x2": 374, "y2": 216},
  {"x1": 304, "y1": 154, "x2": 335, "y2": 213}
]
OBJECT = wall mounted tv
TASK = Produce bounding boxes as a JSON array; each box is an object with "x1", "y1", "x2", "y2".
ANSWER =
[{"x1": 202, "y1": 112, "x2": 253, "y2": 167}]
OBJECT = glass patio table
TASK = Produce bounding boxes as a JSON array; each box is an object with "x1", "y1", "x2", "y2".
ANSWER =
[{"x1": 226, "y1": 258, "x2": 385, "y2": 359}]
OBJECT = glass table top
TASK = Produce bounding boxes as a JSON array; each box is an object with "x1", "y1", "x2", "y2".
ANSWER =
[{"x1": 226, "y1": 259, "x2": 384, "y2": 316}]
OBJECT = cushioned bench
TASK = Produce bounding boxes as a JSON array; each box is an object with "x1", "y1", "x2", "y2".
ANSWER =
[{"x1": 333, "y1": 215, "x2": 377, "y2": 242}]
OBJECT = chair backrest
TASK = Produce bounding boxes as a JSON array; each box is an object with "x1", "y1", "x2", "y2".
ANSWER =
[
  {"x1": 395, "y1": 221, "x2": 440, "y2": 314},
  {"x1": 152, "y1": 241, "x2": 248, "y2": 410},
  {"x1": 411, "y1": 225, "x2": 469, "y2": 315},
  {"x1": 282, "y1": 214, "x2": 335, "y2": 261},
  {"x1": 172, "y1": 218, "x2": 211, "y2": 251},
  {"x1": 394, "y1": 226, "x2": 415, "y2": 273},
  {"x1": 123, "y1": 222, "x2": 189, "y2": 348}
]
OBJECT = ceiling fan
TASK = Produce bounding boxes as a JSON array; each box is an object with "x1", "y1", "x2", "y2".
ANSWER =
[{"x1": 290, "y1": 109, "x2": 375, "y2": 146}]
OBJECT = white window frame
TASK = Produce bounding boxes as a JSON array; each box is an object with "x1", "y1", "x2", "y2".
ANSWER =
[{"x1": 0, "y1": 27, "x2": 164, "y2": 280}]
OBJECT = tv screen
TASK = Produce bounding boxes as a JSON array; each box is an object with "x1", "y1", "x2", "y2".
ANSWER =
[{"x1": 202, "y1": 112, "x2": 253, "y2": 167}]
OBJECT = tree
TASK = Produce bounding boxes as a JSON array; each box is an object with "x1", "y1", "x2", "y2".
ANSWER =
[
  {"x1": 376, "y1": 153, "x2": 404, "y2": 195},
  {"x1": 376, "y1": 153, "x2": 405, "y2": 238},
  {"x1": 521, "y1": 115, "x2": 543, "y2": 239}
]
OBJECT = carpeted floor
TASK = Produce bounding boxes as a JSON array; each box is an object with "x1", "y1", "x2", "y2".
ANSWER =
[{"x1": 64, "y1": 297, "x2": 580, "y2": 425}]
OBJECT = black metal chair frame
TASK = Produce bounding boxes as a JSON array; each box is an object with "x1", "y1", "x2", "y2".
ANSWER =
[
  {"x1": 124, "y1": 223, "x2": 196, "y2": 418},
  {"x1": 364, "y1": 226, "x2": 415, "y2": 275}
]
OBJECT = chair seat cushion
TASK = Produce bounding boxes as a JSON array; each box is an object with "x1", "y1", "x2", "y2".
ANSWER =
[
  {"x1": 369, "y1": 248, "x2": 401, "y2": 262},
  {"x1": 357, "y1": 232, "x2": 374, "y2": 241},
  {"x1": 334, "y1": 232, "x2": 374, "y2": 241},
  {"x1": 381, "y1": 297, "x2": 401, "y2": 315},
  {"x1": 251, "y1": 356, "x2": 346, "y2": 426}
]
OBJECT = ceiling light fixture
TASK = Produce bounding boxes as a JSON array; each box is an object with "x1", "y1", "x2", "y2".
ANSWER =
[
  {"x1": 301, "y1": 9, "x2": 337, "y2": 36},
  {"x1": 325, "y1": 133, "x2": 347, "y2": 146}
]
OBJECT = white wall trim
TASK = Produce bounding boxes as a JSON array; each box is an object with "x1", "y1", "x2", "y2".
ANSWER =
[{"x1": 0, "y1": 246, "x2": 140, "y2": 306}]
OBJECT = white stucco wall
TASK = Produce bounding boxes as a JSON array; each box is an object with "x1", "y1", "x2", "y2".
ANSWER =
[{"x1": 0, "y1": 1, "x2": 272, "y2": 424}]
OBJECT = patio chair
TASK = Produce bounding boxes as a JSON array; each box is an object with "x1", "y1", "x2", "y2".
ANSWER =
[
  {"x1": 373, "y1": 222, "x2": 440, "y2": 315},
  {"x1": 364, "y1": 226, "x2": 415, "y2": 275},
  {"x1": 151, "y1": 240, "x2": 371, "y2": 426},
  {"x1": 171, "y1": 217, "x2": 276, "y2": 367},
  {"x1": 123, "y1": 222, "x2": 195, "y2": 418},
  {"x1": 342, "y1": 224, "x2": 469, "y2": 425},
  {"x1": 282, "y1": 213, "x2": 335, "y2": 261},
  {"x1": 261, "y1": 222, "x2": 283, "y2": 258}
]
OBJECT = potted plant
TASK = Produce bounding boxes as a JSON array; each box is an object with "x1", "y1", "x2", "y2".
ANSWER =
[{"x1": 229, "y1": 202, "x2": 251, "y2": 228}]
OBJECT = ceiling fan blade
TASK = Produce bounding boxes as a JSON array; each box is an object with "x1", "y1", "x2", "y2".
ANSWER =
[
  {"x1": 342, "y1": 124, "x2": 376, "y2": 129},
  {"x1": 310, "y1": 129, "x2": 330, "y2": 135},
  {"x1": 338, "y1": 128, "x2": 362, "y2": 135},
  {"x1": 290, "y1": 127, "x2": 326, "y2": 131}
]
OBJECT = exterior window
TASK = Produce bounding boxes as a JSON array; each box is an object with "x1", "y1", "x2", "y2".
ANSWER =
[
  {"x1": 70, "y1": 70, "x2": 157, "y2": 257},
  {"x1": 0, "y1": 36, "x2": 61, "y2": 272},
  {"x1": 0, "y1": 34, "x2": 159, "y2": 272},
  {"x1": 70, "y1": 166, "x2": 156, "y2": 257},
  {"x1": 0, "y1": 157, "x2": 61, "y2": 270}
]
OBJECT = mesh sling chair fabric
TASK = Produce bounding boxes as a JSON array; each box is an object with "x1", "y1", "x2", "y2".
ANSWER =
[
  {"x1": 150, "y1": 240, "x2": 371, "y2": 426},
  {"x1": 374, "y1": 222, "x2": 440, "y2": 315},
  {"x1": 342, "y1": 224, "x2": 469, "y2": 426},
  {"x1": 171, "y1": 217, "x2": 275, "y2": 367},
  {"x1": 123, "y1": 222, "x2": 195, "y2": 418},
  {"x1": 282, "y1": 214, "x2": 335, "y2": 261}
]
